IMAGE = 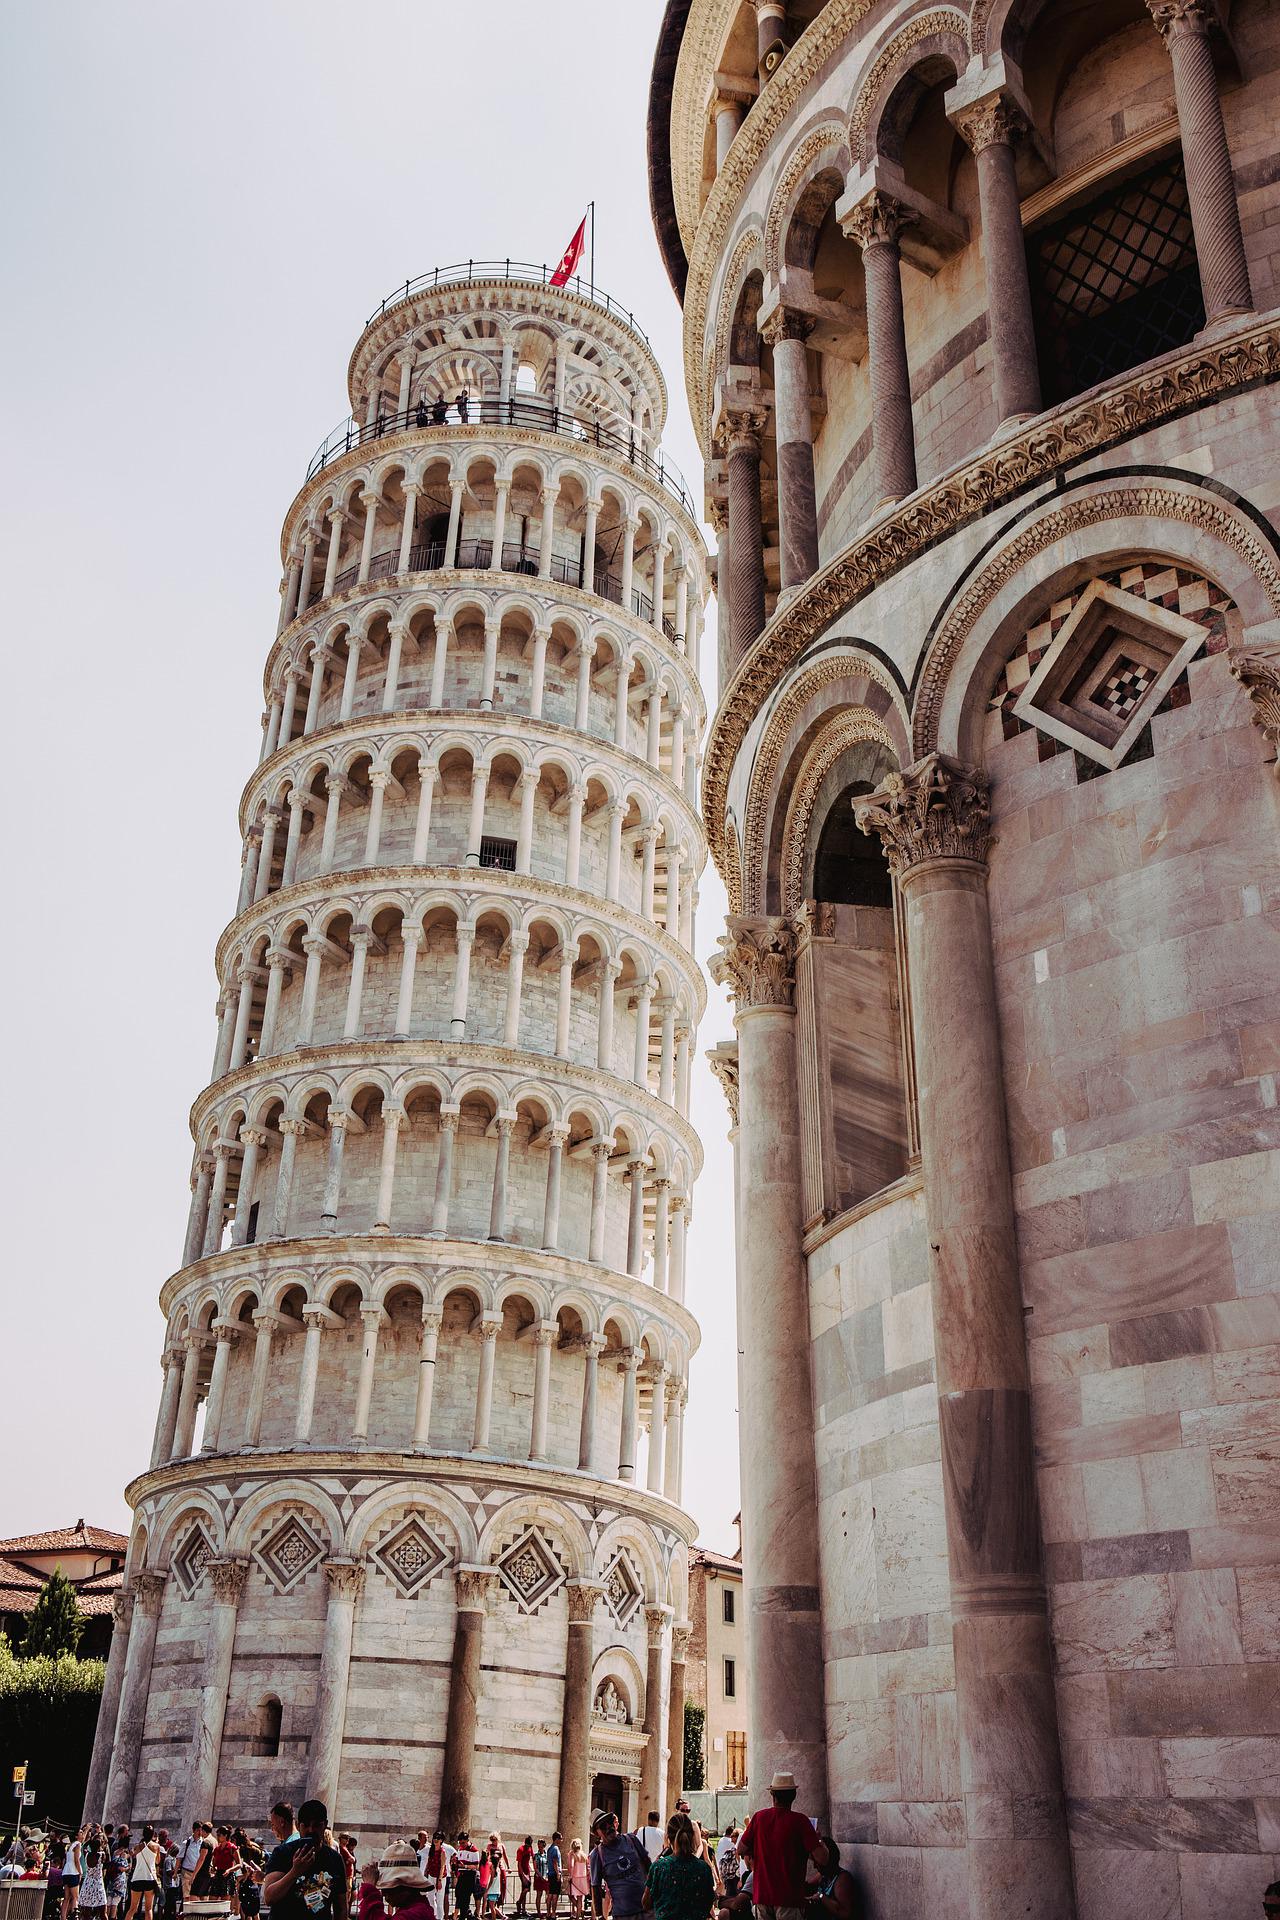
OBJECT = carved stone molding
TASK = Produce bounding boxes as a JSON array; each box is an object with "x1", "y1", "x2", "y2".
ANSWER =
[
  {"x1": 951, "y1": 94, "x2": 1026, "y2": 155},
  {"x1": 1230, "y1": 646, "x2": 1280, "y2": 754},
  {"x1": 710, "y1": 916, "x2": 799, "y2": 1009},
  {"x1": 779, "y1": 709, "x2": 896, "y2": 913},
  {"x1": 759, "y1": 306, "x2": 815, "y2": 348},
  {"x1": 208, "y1": 1557, "x2": 250, "y2": 1606},
  {"x1": 1147, "y1": 0, "x2": 1217, "y2": 42},
  {"x1": 454, "y1": 1565, "x2": 499, "y2": 1612},
  {"x1": 323, "y1": 1558, "x2": 367, "y2": 1603},
  {"x1": 848, "y1": 10, "x2": 972, "y2": 165},
  {"x1": 707, "y1": 1041, "x2": 741, "y2": 1129},
  {"x1": 715, "y1": 405, "x2": 770, "y2": 459},
  {"x1": 134, "y1": 1570, "x2": 167, "y2": 1614},
  {"x1": 644, "y1": 1603, "x2": 673, "y2": 1647},
  {"x1": 840, "y1": 191, "x2": 917, "y2": 253},
  {"x1": 566, "y1": 1580, "x2": 605, "y2": 1625},
  {"x1": 670, "y1": 1622, "x2": 693, "y2": 1663},
  {"x1": 854, "y1": 756, "x2": 993, "y2": 876},
  {"x1": 701, "y1": 325, "x2": 1280, "y2": 887},
  {"x1": 763, "y1": 122, "x2": 850, "y2": 276}
]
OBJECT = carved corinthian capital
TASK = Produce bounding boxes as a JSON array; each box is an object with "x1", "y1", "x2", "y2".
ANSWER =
[
  {"x1": 566, "y1": 1581, "x2": 604, "y2": 1625},
  {"x1": 323, "y1": 1558, "x2": 366, "y2": 1603},
  {"x1": 951, "y1": 94, "x2": 1026, "y2": 154},
  {"x1": 1147, "y1": 0, "x2": 1216, "y2": 41},
  {"x1": 706, "y1": 1041, "x2": 741, "y2": 1128},
  {"x1": 454, "y1": 1565, "x2": 498, "y2": 1613},
  {"x1": 208, "y1": 1558, "x2": 249, "y2": 1605},
  {"x1": 1230, "y1": 646, "x2": 1280, "y2": 757},
  {"x1": 710, "y1": 916, "x2": 799, "y2": 1009},
  {"x1": 854, "y1": 755, "x2": 993, "y2": 876},
  {"x1": 840, "y1": 190, "x2": 916, "y2": 253}
]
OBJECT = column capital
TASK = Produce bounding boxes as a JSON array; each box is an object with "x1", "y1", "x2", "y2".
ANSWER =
[
  {"x1": 670, "y1": 1621, "x2": 692, "y2": 1662},
  {"x1": 438, "y1": 1106, "x2": 461, "y2": 1134},
  {"x1": 793, "y1": 899, "x2": 837, "y2": 951},
  {"x1": 854, "y1": 753, "x2": 993, "y2": 877},
  {"x1": 710, "y1": 915, "x2": 798, "y2": 1009},
  {"x1": 279, "y1": 1117, "x2": 311, "y2": 1138},
  {"x1": 1147, "y1": 0, "x2": 1219, "y2": 40},
  {"x1": 368, "y1": 768, "x2": 392, "y2": 791},
  {"x1": 382, "y1": 1104, "x2": 407, "y2": 1132},
  {"x1": 533, "y1": 1321, "x2": 558, "y2": 1348},
  {"x1": 566, "y1": 1580, "x2": 604, "y2": 1624},
  {"x1": 714, "y1": 403, "x2": 769, "y2": 458},
  {"x1": 478, "y1": 1312, "x2": 503, "y2": 1342},
  {"x1": 238, "y1": 1127, "x2": 269, "y2": 1157},
  {"x1": 323, "y1": 1557, "x2": 366, "y2": 1602},
  {"x1": 706, "y1": 1039, "x2": 741, "y2": 1127},
  {"x1": 507, "y1": 930, "x2": 530, "y2": 953},
  {"x1": 644, "y1": 1603, "x2": 673, "y2": 1646},
  {"x1": 759, "y1": 305, "x2": 815, "y2": 347},
  {"x1": 949, "y1": 92, "x2": 1027, "y2": 154},
  {"x1": 134, "y1": 1569, "x2": 167, "y2": 1614},
  {"x1": 584, "y1": 1331, "x2": 608, "y2": 1357},
  {"x1": 618, "y1": 1345, "x2": 642, "y2": 1375},
  {"x1": 455, "y1": 924, "x2": 475, "y2": 947},
  {"x1": 1229, "y1": 641, "x2": 1280, "y2": 754},
  {"x1": 454, "y1": 1565, "x2": 499, "y2": 1612},
  {"x1": 208, "y1": 1557, "x2": 249, "y2": 1605},
  {"x1": 421, "y1": 1305, "x2": 444, "y2": 1333},
  {"x1": 111, "y1": 1586, "x2": 136, "y2": 1628},
  {"x1": 840, "y1": 187, "x2": 916, "y2": 252}
]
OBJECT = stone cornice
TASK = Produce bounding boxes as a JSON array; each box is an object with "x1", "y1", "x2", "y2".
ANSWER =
[
  {"x1": 700, "y1": 312, "x2": 1280, "y2": 884},
  {"x1": 124, "y1": 1444, "x2": 700, "y2": 1547},
  {"x1": 346, "y1": 279, "x2": 669, "y2": 435},
  {"x1": 280, "y1": 419, "x2": 705, "y2": 567},
  {"x1": 242, "y1": 709, "x2": 707, "y2": 844},
  {"x1": 158, "y1": 1230, "x2": 702, "y2": 1350},
  {"x1": 213, "y1": 862, "x2": 708, "y2": 1018},
  {"x1": 190, "y1": 1036, "x2": 705, "y2": 1172},
  {"x1": 266, "y1": 563, "x2": 708, "y2": 726}
]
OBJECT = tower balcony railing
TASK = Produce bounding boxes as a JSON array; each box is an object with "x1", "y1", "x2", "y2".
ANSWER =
[
  {"x1": 323, "y1": 540, "x2": 677, "y2": 640},
  {"x1": 306, "y1": 395, "x2": 696, "y2": 518},
  {"x1": 365, "y1": 259, "x2": 653, "y2": 345}
]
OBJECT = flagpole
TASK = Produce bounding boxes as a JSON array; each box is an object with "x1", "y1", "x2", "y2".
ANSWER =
[{"x1": 589, "y1": 201, "x2": 595, "y2": 300}]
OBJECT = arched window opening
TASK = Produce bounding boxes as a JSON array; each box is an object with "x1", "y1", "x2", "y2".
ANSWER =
[
  {"x1": 515, "y1": 363, "x2": 538, "y2": 394},
  {"x1": 252, "y1": 1695, "x2": 283, "y2": 1757},
  {"x1": 812, "y1": 783, "x2": 892, "y2": 908}
]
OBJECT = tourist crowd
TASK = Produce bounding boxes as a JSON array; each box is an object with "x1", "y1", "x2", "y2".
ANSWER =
[{"x1": 0, "y1": 1772, "x2": 866, "y2": 1920}]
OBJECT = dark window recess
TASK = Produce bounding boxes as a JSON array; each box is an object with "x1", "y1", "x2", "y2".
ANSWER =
[
  {"x1": 723, "y1": 1586, "x2": 735, "y2": 1625},
  {"x1": 246, "y1": 1201, "x2": 260, "y2": 1245},
  {"x1": 813, "y1": 785, "x2": 893, "y2": 909},
  {"x1": 723, "y1": 1657, "x2": 737, "y2": 1699},
  {"x1": 1028, "y1": 154, "x2": 1205, "y2": 407},
  {"x1": 479, "y1": 836, "x2": 517, "y2": 871},
  {"x1": 252, "y1": 1696, "x2": 282, "y2": 1757}
]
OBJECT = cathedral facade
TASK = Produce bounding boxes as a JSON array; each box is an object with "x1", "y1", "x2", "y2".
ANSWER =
[
  {"x1": 86, "y1": 266, "x2": 709, "y2": 1842},
  {"x1": 648, "y1": 2, "x2": 1280, "y2": 1915}
]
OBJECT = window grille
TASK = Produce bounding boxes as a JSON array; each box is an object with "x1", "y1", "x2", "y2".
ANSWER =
[
  {"x1": 479, "y1": 836, "x2": 517, "y2": 871},
  {"x1": 1028, "y1": 154, "x2": 1205, "y2": 406}
]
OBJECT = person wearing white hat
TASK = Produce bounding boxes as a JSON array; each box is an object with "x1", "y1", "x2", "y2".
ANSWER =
[
  {"x1": 735, "y1": 1775, "x2": 826, "y2": 1920},
  {"x1": 373, "y1": 1843, "x2": 435, "y2": 1920}
]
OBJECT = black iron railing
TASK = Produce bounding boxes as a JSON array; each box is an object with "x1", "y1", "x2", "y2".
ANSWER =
[
  {"x1": 306, "y1": 539, "x2": 678, "y2": 643},
  {"x1": 365, "y1": 260, "x2": 650, "y2": 345},
  {"x1": 305, "y1": 395, "x2": 695, "y2": 517}
]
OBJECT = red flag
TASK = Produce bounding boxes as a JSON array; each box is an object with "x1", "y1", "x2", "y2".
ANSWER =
[{"x1": 550, "y1": 214, "x2": 588, "y2": 287}]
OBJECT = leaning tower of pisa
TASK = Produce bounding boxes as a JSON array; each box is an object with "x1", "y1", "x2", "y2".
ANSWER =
[{"x1": 85, "y1": 262, "x2": 709, "y2": 1844}]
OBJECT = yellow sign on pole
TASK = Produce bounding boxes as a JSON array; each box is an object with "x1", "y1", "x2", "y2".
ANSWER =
[{"x1": 11, "y1": 1765, "x2": 26, "y2": 1784}]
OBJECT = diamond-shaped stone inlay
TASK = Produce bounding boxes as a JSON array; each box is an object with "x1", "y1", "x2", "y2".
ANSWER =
[
  {"x1": 496, "y1": 1527, "x2": 565, "y2": 1615},
  {"x1": 172, "y1": 1522, "x2": 216, "y2": 1597},
  {"x1": 372, "y1": 1517, "x2": 448, "y2": 1598},
  {"x1": 602, "y1": 1552, "x2": 643, "y2": 1626},
  {"x1": 255, "y1": 1514, "x2": 325, "y2": 1595}
]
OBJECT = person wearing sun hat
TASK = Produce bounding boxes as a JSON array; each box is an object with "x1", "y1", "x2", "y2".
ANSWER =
[
  {"x1": 736, "y1": 1774, "x2": 827, "y2": 1920},
  {"x1": 373, "y1": 1844, "x2": 434, "y2": 1920}
]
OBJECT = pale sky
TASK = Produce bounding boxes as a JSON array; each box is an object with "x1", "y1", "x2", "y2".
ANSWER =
[{"x1": 0, "y1": 2, "x2": 740, "y2": 1555}]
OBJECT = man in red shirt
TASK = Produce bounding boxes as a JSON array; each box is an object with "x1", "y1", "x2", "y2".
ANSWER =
[{"x1": 737, "y1": 1772, "x2": 827, "y2": 1920}]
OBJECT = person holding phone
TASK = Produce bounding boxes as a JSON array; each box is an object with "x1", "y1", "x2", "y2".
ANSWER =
[{"x1": 262, "y1": 1804, "x2": 347, "y2": 1920}]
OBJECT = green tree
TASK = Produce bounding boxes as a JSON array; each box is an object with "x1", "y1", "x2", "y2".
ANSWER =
[
  {"x1": 0, "y1": 1636, "x2": 104, "y2": 1826},
  {"x1": 21, "y1": 1573, "x2": 84, "y2": 1658},
  {"x1": 683, "y1": 1700, "x2": 706, "y2": 1791}
]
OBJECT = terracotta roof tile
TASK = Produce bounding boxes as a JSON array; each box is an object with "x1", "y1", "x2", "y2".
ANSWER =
[{"x1": 0, "y1": 1522, "x2": 127, "y2": 1555}]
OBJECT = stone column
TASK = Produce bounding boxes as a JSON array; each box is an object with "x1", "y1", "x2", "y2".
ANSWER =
[
  {"x1": 617, "y1": 1347, "x2": 640, "y2": 1481},
  {"x1": 398, "y1": 482, "x2": 421, "y2": 570},
  {"x1": 340, "y1": 635, "x2": 363, "y2": 720},
  {"x1": 451, "y1": 926, "x2": 474, "y2": 1032},
  {"x1": 664, "y1": 1381, "x2": 686, "y2": 1502},
  {"x1": 605, "y1": 803, "x2": 624, "y2": 899},
  {"x1": 439, "y1": 1567, "x2": 498, "y2": 1833},
  {"x1": 646, "y1": 1366, "x2": 668, "y2": 1492},
  {"x1": 103, "y1": 1570, "x2": 166, "y2": 1823},
  {"x1": 243, "y1": 1310, "x2": 276, "y2": 1446},
  {"x1": 321, "y1": 510, "x2": 344, "y2": 596},
  {"x1": 295, "y1": 1306, "x2": 334, "y2": 1443},
  {"x1": 278, "y1": 668, "x2": 301, "y2": 747},
  {"x1": 303, "y1": 646, "x2": 329, "y2": 733},
  {"x1": 373, "y1": 1106, "x2": 405, "y2": 1233},
  {"x1": 639, "y1": 1606, "x2": 671, "y2": 1818},
  {"x1": 357, "y1": 489, "x2": 380, "y2": 584},
  {"x1": 480, "y1": 616, "x2": 501, "y2": 709},
  {"x1": 842, "y1": 192, "x2": 918, "y2": 504},
  {"x1": 950, "y1": 94, "x2": 1042, "y2": 424},
  {"x1": 394, "y1": 927, "x2": 421, "y2": 1037},
  {"x1": 761, "y1": 308, "x2": 819, "y2": 588},
  {"x1": 1149, "y1": 0, "x2": 1253, "y2": 322},
  {"x1": 432, "y1": 1110, "x2": 459, "y2": 1231},
  {"x1": 578, "y1": 1333, "x2": 606, "y2": 1471},
  {"x1": 651, "y1": 1179, "x2": 671, "y2": 1293},
  {"x1": 668, "y1": 1194, "x2": 688, "y2": 1304},
  {"x1": 530, "y1": 1321, "x2": 556, "y2": 1459},
  {"x1": 465, "y1": 765, "x2": 489, "y2": 864},
  {"x1": 200, "y1": 1322, "x2": 238, "y2": 1453},
  {"x1": 381, "y1": 620, "x2": 407, "y2": 713},
  {"x1": 414, "y1": 1306, "x2": 443, "y2": 1444},
  {"x1": 665, "y1": 1622, "x2": 691, "y2": 1815},
  {"x1": 444, "y1": 479, "x2": 465, "y2": 567},
  {"x1": 258, "y1": 952, "x2": 289, "y2": 1058},
  {"x1": 575, "y1": 637, "x2": 596, "y2": 730},
  {"x1": 530, "y1": 624, "x2": 550, "y2": 716},
  {"x1": 710, "y1": 920, "x2": 827, "y2": 1816},
  {"x1": 253, "y1": 806, "x2": 280, "y2": 903},
  {"x1": 490, "y1": 482, "x2": 510, "y2": 571},
  {"x1": 83, "y1": 1585, "x2": 134, "y2": 1819},
  {"x1": 430, "y1": 619, "x2": 451, "y2": 706},
  {"x1": 185, "y1": 1557, "x2": 248, "y2": 1825},
  {"x1": 557, "y1": 1581, "x2": 603, "y2": 1839},
  {"x1": 713, "y1": 90, "x2": 744, "y2": 171},
  {"x1": 542, "y1": 1126, "x2": 568, "y2": 1250},
  {"x1": 716, "y1": 406, "x2": 768, "y2": 673},
  {"x1": 588, "y1": 1141, "x2": 611, "y2": 1263},
  {"x1": 281, "y1": 788, "x2": 308, "y2": 888},
  {"x1": 271, "y1": 1118, "x2": 307, "y2": 1239},
  {"x1": 320, "y1": 1109, "x2": 350, "y2": 1233},
  {"x1": 413, "y1": 763, "x2": 439, "y2": 863},
  {"x1": 503, "y1": 932, "x2": 528, "y2": 1048},
  {"x1": 856, "y1": 756, "x2": 1074, "y2": 1919},
  {"x1": 565, "y1": 783, "x2": 586, "y2": 888},
  {"x1": 633, "y1": 977, "x2": 654, "y2": 1084},
  {"x1": 625, "y1": 1157, "x2": 647, "y2": 1276},
  {"x1": 597, "y1": 959, "x2": 619, "y2": 1070},
  {"x1": 171, "y1": 1334, "x2": 206, "y2": 1459},
  {"x1": 488, "y1": 1116, "x2": 514, "y2": 1241},
  {"x1": 364, "y1": 769, "x2": 390, "y2": 865},
  {"x1": 344, "y1": 932, "x2": 372, "y2": 1039},
  {"x1": 304, "y1": 1558, "x2": 365, "y2": 1818},
  {"x1": 472, "y1": 1313, "x2": 502, "y2": 1449},
  {"x1": 352, "y1": 1304, "x2": 387, "y2": 1440},
  {"x1": 538, "y1": 485, "x2": 558, "y2": 577},
  {"x1": 150, "y1": 1351, "x2": 183, "y2": 1467}
]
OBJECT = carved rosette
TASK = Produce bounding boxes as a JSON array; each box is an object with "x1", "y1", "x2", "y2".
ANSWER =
[
  {"x1": 710, "y1": 916, "x2": 799, "y2": 1009},
  {"x1": 566, "y1": 1581, "x2": 605, "y2": 1625},
  {"x1": 1230, "y1": 647, "x2": 1280, "y2": 756},
  {"x1": 454, "y1": 1566, "x2": 499, "y2": 1613},
  {"x1": 854, "y1": 755, "x2": 994, "y2": 877},
  {"x1": 208, "y1": 1558, "x2": 249, "y2": 1606}
]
